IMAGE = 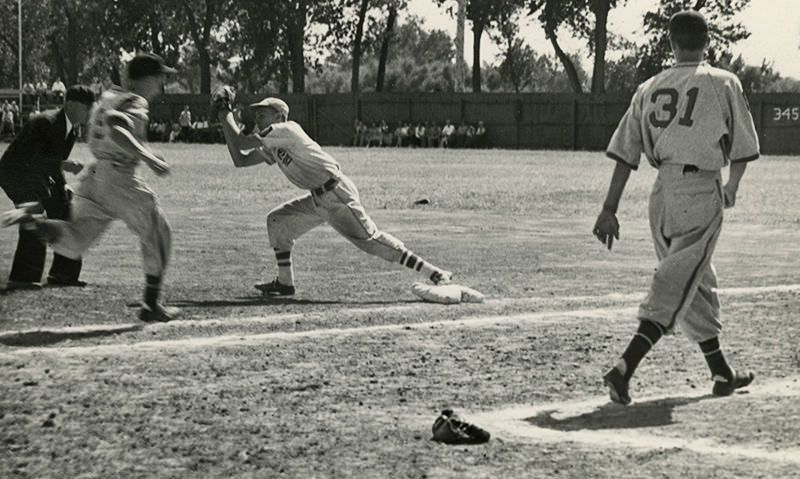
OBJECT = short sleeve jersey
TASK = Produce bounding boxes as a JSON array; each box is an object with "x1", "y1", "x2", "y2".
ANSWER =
[
  {"x1": 255, "y1": 121, "x2": 341, "y2": 190},
  {"x1": 88, "y1": 87, "x2": 149, "y2": 168},
  {"x1": 607, "y1": 62, "x2": 760, "y2": 171}
]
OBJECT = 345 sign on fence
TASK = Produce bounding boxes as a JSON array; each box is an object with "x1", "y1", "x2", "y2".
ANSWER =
[{"x1": 771, "y1": 106, "x2": 800, "y2": 122}]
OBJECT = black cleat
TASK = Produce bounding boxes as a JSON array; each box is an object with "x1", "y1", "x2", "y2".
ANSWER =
[
  {"x1": 712, "y1": 370, "x2": 755, "y2": 397},
  {"x1": 254, "y1": 279, "x2": 296, "y2": 296},
  {"x1": 432, "y1": 409, "x2": 490, "y2": 445},
  {"x1": 430, "y1": 270, "x2": 453, "y2": 285},
  {"x1": 603, "y1": 367, "x2": 632, "y2": 405},
  {"x1": 46, "y1": 276, "x2": 88, "y2": 288}
]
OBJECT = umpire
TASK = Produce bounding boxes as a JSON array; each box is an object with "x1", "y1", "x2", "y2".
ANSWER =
[{"x1": 0, "y1": 85, "x2": 95, "y2": 290}]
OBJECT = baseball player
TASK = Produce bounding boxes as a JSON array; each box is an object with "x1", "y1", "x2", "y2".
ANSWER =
[
  {"x1": 0, "y1": 54, "x2": 179, "y2": 322},
  {"x1": 593, "y1": 10, "x2": 759, "y2": 404},
  {"x1": 212, "y1": 90, "x2": 452, "y2": 295}
]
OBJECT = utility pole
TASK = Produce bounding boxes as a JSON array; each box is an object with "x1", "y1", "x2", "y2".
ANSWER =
[{"x1": 454, "y1": 0, "x2": 466, "y2": 92}]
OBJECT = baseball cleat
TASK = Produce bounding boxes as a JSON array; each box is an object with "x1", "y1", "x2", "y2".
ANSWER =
[
  {"x1": 139, "y1": 303, "x2": 181, "y2": 323},
  {"x1": 0, "y1": 202, "x2": 43, "y2": 228},
  {"x1": 430, "y1": 270, "x2": 453, "y2": 285},
  {"x1": 603, "y1": 367, "x2": 632, "y2": 405},
  {"x1": 254, "y1": 279, "x2": 296, "y2": 296},
  {"x1": 46, "y1": 276, "x2": 88, "y2": 288},
  {"x1": 431, "y1": 409, "x2": 490, "y2": 445},
  {"x1": 712, "y1": 369, "x2": 755, "y2": 397}
]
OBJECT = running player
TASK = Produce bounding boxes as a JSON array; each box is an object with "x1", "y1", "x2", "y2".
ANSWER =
[{"x1": 593, "y1": 10, "x2": 759, "y2": 404}]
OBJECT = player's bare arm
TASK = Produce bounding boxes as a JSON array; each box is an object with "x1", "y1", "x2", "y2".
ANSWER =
[
  {"x1": 594, "y1": 161, "x2": 632, "y2": 250},
  {"x1": 723, "y1": 161, "x2": 748, "y2": 208},
  {"x1": 217, "y1": 112, "x2": 265, "y2": 167},
  {"x1": 107, "y1": 116, "x2": 170, "y2": 176}
]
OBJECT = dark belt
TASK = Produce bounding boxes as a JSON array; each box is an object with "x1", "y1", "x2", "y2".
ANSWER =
[
  {"x1": 311, "y1": 177, "x2": 339, "y2": 196},
  {"x1": 682, "y1": 164, "x2": 699, "y2": 173}
]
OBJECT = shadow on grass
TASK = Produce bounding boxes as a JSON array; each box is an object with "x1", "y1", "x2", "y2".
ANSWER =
[
  {"x1": 526, "y1": 394, "x2": 714, "y2": 430},
  {"x1": 0, "y1": 324, "x2": 143, "y2": 347},
  {"x1": 129, "y1": 297, "x2": 422, "y2": 308}
]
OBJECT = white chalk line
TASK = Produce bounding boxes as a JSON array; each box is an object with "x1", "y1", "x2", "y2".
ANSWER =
[
  {"x1": 2, "y1": 282, "x2": 796, "y2": 342},
  {"x1": 470, "y1": 376, "x2": 800, "y2": 465}
]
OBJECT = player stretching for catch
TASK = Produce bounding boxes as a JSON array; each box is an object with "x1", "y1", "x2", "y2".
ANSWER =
[
  {"x1": 1, "y1": 54, "x2": 179, "y2": 322},
  {"x1": 212, "y1": 90, "x2": 452, "y2": 295},
  {"x1": 593, "y1": 11, "x2": 759, "y2": 404}
]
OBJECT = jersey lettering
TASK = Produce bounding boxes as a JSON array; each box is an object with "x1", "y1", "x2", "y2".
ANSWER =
[
  {"x1": 276, "y1": 148, "x2": 292, "y2": 166},
  {"x1": 649, "y1": 88, "x2": 700, "y2": 128}
]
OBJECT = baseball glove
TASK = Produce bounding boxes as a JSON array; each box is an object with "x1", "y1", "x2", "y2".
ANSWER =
[
  {"x1": 431, "y1": 409, "x2": 490, "y2": 445},
  {"x1": 210, "y1": 85, "x2": 235, "y2": 116}
]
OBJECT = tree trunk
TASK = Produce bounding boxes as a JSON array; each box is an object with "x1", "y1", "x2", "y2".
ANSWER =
[
  {"x1": 471, "y1": 21, "x2": 484, "y2": 93},
  {"x1": 454, "y1": 0, "x2": 466, "y2": 92},
  {"x1": 198, "y1": 48, "x2": 211, "y2": 94},
  {"x1": 64, "y1": 2, "x2": 80, "y2": 85},
  {"x1": 351, "y1": 0, "x2": 370, "y2": 93},
  {"x1": 590, "y1": 0, "x2": 609, "y2": 94},
  {"x1": 287, "y1": 0, "x2": 307, "y2": 93},
  {"x1": 376, "y1": 4, "x2": 397, "y2": 92},
  {"x1": 545, "y1": 24, "x2": 582, "y2": 93}
]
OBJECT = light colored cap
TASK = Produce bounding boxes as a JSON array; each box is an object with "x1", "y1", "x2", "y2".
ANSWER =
[{"x1": 250, "y1": 97, "x2": 289, "y2": 117}]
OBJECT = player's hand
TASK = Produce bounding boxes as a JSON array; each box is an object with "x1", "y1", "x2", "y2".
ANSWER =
[
  {"x1": 722, "y1": 183, "x2": 737, "y2": 209},
  {"x1": 593, "y1": 210, "x2": 620, "y2": 251},
  {"x1": 148, "y1": 153, "x2": 171, "y2": 177},
  {"x1": 61, "y1": 160, "x2": 83, "y2": 174}
]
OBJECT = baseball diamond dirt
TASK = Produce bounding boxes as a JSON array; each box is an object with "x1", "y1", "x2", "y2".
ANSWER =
[{"x1": 1, "y1": 145, "x2": 798, "y2": 478}]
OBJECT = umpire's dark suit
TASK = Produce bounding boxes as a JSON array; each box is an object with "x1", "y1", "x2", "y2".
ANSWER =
[{"x1": 0, "y1": 108, "x2": 82, "y2": 284}]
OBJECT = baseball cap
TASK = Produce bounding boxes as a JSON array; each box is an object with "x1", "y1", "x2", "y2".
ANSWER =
[
  {"x1": 65, "y1": 85, "x2": 96, "y2": 105},
  {"x1": 128, "y1": 53, "x2": 177, "y2": 80},
  {"x1": 250, "y1": 97, "x2": 290, "y2": 117},
  {"x1": 669, "y1": 10, "x2": 708, "y2": 36}
]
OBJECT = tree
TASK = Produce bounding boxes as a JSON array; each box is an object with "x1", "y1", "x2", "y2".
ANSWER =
[
  {"x1": 376, "y1": 0, "x2": 406, "y2": 92},
  {"x1": 454, "y1": 0, "x2": 467, "y2": 92},
  {"x1": 351, "y1": 0, "x2": 371, "y2": 93},
  {"x1": 637, "y1": 0, "x2": 752, "y2": 81}
]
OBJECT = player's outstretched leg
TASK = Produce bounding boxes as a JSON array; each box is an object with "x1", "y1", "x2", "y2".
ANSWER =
[
  {"x1": 398, "y1": 249, "x2": 452, "y2": 285},
  {"x1": 698, "y1": 337, "x2": 755, "y2": 396},
  {"x1": 603, "y1": 319, "x2": 666, "y2": 405}
]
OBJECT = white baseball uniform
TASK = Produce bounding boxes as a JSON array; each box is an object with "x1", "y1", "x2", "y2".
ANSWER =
[
  {"x1": 607, "y1": 61, "x2": 759, "y2": 341},
  {"x1": 43, "y1": 87, "x2": 171, "y2": 277}
]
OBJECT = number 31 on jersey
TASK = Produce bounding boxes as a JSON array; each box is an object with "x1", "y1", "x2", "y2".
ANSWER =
[{"x1": 649, "y1": 87, "x2": 699, "y2": 128}]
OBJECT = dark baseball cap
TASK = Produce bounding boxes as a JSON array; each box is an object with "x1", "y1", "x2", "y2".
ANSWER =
[
  {"x1": 669, "y1": 10, "x2": 708, "y2": 36},
  {"x1": 128, "y1": 53, "x2": 177, "y2": 80},
  {"x1": 65, "y1": 85, "x2": 95, "y2": 105}
]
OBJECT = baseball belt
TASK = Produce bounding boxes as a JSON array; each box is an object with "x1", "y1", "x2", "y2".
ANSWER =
[{"x1": 311, "y1": 177, "x2": 339, "y2": 197}]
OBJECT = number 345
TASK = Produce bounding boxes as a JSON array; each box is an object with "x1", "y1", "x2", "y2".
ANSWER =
[{"x1": 773, "y1": 107, "x2": 800, "y2": 121}]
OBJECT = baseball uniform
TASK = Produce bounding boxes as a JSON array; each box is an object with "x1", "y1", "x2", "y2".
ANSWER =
[
  {"x1": 241, "y1": 112, "x2": 450, "y2": 291},
  {"x1": 39, "y1": 87, "x2": 171, "y2": 278},
  {"x1": 607, "y1": 61, "x2": 759, "y2": 341}
]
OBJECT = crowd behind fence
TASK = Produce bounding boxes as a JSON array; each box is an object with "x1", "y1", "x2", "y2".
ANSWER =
[{"x1": 352, "y1": 120, "x2": 488, "y2": 148}]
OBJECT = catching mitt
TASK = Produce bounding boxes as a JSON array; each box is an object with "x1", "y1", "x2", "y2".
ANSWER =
[
  {"x1": 210, "y1": 85, "x2": 235, "y2": 116},
  {"x1": 432, "y1": 409, "x2": 490, "y2": 445}
]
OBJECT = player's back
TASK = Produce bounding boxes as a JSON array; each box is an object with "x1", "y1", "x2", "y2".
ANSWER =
[
  {"x1": 636, "y1": 62, "x2": 742, "y2": 169},
  {"x1": 88, "y1": 87, "x2": 149, "y2": 169}
]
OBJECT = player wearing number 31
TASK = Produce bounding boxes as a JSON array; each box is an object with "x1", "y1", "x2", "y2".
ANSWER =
[{"x1": 593, "y1": 10, "x2": 760, "y2": 405}]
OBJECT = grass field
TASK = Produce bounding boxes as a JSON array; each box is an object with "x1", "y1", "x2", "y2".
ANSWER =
[{"x1": 1, "y1": 144, "x2": 798, "y2": 478}]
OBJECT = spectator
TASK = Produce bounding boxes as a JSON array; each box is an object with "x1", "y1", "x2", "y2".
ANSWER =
[
  {"x1": 51, "y1": 78, "x2": 67, "y2": 102},
  {"x1": 392, "y1": 122, "x2": 404, "y2": 147},
  {"x1": 22, "y1": 82, "x2": 36, "y2": 104},
  {"x1": 414, "y1": 122, "x2": 426, "y2": 148},
  {"x1": 9, "y1": 101, "x2": 20, "y2": 125},
  {"x1": 352, "y1": 120, "x2": 363, "y2": 146},
  {"x1": 441, "y1": 120, "x2": 455, "y2": 148},
  {"x1": 101, "y1": 76, "x2": 114, "y2": 91},
  {"x1": 0, "y1": 101, "x2": 15, "y2": 139},
  {"x1": 401, "y1": 122, "x2": 414, "y2": 147},
  {"x1": 365, "y1": 122, "x2": 382, "y2": 147},
  {"x1": 465, "y1": 123, "x2": 476, "y2": 148},
  {"x1": 35, "y1": 79, "x2": 48, "y2": 103},
  {"x1": 427, "y1": 122, "x2": 441, "y2": 148},
  {"x1": 380, "y1": 120, "x2": 392, "y2": 147},
  {"x1": 169, "y1": 122, "x2": 180, "y2": 143},
  {"x1": 474, "y1": 121, "x2": 487, "y2": 148},
  {"x1": 178, "y1": 105, "x2": 192, "y2": 142},
  {"x1": 455, "y1": 121, "x2": 468, "y2": 148}
]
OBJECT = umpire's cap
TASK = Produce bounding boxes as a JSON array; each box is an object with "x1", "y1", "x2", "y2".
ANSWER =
[
  {"x1": 65, "y1": 85, "x2": 95, "y2": 105},
  {"x1": 128, "y1": 53, "x2": 177, "y2": 80},
  {"x1": 250, "y1": 97, "x2": 290, "y2": 117},
  {"x1": 669, "y1": 10, "x2": 708, "y2": 36}
]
